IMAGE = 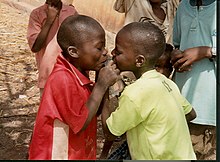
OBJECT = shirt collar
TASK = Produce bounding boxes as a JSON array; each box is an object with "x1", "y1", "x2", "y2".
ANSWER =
[
  {"x1": 56, "y1": 55, "x2": 93, "y2": 86},
  {"x1": 141, "y1": 69, "x2": 162, "y2": 79}
]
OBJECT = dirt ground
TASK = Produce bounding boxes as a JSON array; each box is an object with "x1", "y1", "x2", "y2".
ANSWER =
[{"x1": 0, "y1": 2, "x2": 120, "y2": 160}]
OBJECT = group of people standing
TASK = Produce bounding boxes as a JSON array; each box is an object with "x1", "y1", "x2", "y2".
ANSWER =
[{"x1": 26, "y1": 0, "x2": 216, "y2": 160}]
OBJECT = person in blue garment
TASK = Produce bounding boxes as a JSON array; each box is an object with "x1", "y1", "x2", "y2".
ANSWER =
[{"x1": 171, "y1": 0, "x2": 216, "y2": 160}]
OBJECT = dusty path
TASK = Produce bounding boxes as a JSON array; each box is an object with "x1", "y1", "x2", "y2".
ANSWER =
[{"x1": 0, "y1": 2, "x2": 41, "y2": 159}]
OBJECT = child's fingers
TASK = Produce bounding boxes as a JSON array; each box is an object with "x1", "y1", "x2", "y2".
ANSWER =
[
  {"x1": 113, "y1": 68, "x2": 120, "y2": 76},
  {"x1": 116, "y1": 74, "x2": 123, "y2": 81},
  {"x1": 105, "y1": 60, "x2": 114, "y2": 67}
]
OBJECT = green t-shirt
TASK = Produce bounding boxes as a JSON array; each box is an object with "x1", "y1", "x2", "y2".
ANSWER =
[{"x1": 106, "y1": 70, "x2": 196, "y2": 160}]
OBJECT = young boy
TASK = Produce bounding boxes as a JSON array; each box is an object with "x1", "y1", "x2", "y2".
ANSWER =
[
  {"x1": 155, "y1": 43, "x2": 174, "y2": 78},
  {"x1": 101, "y1": 22, "x2": 196, "y2": 160},
  {"x1": 27, "y1": 0, "x2": 78, "y2": 96},
  {"x1": 28, "y1": 15, "x2": 120, "y2": 160},
  {"x1": 100, "y1": 43, "x2": 195, "y2": 160},
  {"x1": 100, "y1": 45, "x2": 194, "y2": 160}
]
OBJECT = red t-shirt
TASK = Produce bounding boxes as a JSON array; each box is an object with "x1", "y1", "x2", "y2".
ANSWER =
[{"x1": 29, "y1": 55, "x2": 97, "y2": 160}]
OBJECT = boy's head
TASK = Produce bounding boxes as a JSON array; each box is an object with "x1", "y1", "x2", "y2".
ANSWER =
[
  {"x1": 57, "y1": 15, "x2": 108, "y2": 72},
  {"x1": 155, "y1": 43, "x2": 173, "y2": 78},
  {"x1": 46, "y1": 0, "x2": 62, "y2": 9},
  {"x1": 112, "y1": 22, "x2": 165, "y2": 76}
]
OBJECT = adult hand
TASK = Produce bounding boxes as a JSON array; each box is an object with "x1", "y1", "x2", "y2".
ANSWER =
[
  {"x1": 171, "y1": 47, "x2": 211, "y2": 72},
  {"x1": 171, "y1": 49, "x2": 192, "y2": 72}
]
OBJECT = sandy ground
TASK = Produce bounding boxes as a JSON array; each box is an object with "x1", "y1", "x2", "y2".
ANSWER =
[{"x1": 0, "y1": 2, "x2": 119, "y2": 160}]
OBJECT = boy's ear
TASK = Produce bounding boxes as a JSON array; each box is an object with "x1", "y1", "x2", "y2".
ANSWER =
[
  {"x1": 135, "y1": 55, "x2": 146, "y2": 67},
  {"x1": 67, "y1": 46, "x2": 79, "y2": 58}
]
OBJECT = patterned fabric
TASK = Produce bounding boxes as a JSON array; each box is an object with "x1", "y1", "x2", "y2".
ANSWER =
[{"x1": 108, "y1": 141, "x2": 131, "y2": 160}]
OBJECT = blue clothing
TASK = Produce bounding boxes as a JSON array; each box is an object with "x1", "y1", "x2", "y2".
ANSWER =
[{"x1": 173, "y1": 0, "x2": 216, "y2": 126}]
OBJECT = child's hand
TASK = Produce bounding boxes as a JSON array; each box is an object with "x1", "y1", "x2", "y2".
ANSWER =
[
  {"x1": 46, "y1": 3, "x2": 60, "y2": 23},
  {"x1": 97, "y1": 60, "x2": 121, "y2": 90}
]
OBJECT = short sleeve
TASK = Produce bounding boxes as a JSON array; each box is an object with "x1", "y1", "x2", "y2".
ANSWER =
[
  {"x1": 27, "y1": 10, "x2": 43, "y2": 49},
  {"x1": 179, "y1": 95, "x2": 193, "y2": 115},
  {"x1": 106, "y1": 95, "x2": 143, "y2": 136},
  {"x1": 171, "y1": 81, "x2": 193, "y2": 115},
  {"x1": 50, "y1": 71, "x2": 89, "y2": 134}
]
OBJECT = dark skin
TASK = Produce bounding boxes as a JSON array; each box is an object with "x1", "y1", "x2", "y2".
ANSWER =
[
  {"x1": 149, "y1": 0, "x2": 166, "y2": 21},
  {"x1": 171, "y1": 46, "x2": 213, "y2": 72},
  {"x1": 102, "y1": 29, "x2": 159, "y2": 141},
  {"x1": 82, "y1": 60, "x2": 120, "y2": 131},
  {"x1": 102, "y1": 26, "x2": 197, "y2": 143},
  {"x1": 31, "y1": 0, "x2": 62, "y2": 53},
  {"x1": 171, "y1": 0, "x2": 214, "y2": 72},
  {"x1": 155, "y1": 54, "x2": 172, "y2": 78},
  {"x1": 100, "y1": 41, "x2": 197, "y2": 159},
  {"x1": 63, "y1": 27, "x2": 121, "y2": 132},
  {"x1": 155, "y1": 43, "x2": 173, "y2": 78}
]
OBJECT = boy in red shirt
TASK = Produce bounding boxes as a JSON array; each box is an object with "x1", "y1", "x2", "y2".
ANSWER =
[{"x1": 28, "y1": 15, "x2": 120, "y2": 160}]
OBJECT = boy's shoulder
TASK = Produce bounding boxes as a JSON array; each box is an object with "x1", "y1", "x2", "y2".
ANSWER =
[
  {"x1": 31, "y1": 4, "x2": 47, "y2": 14},
  {"x1": 62, "y1": 3, "x2": 77, "y2": 11}
]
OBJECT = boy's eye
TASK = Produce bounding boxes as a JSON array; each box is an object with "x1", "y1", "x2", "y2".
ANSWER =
[
  {"x1": 97, "y1": 46, "x2": 105, "y2": 51},
  {"x1": 114, "y1": 49, "x2": 121, "y2": 55}
]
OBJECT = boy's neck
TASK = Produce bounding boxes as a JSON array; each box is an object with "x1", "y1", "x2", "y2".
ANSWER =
[{"x1": 134, "y1": 67, "x2": 155, "y2": 79}]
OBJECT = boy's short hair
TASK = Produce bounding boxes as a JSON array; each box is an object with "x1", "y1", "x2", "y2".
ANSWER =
[
  {"x1": 120, "y1": 22, "x2": 166, "y2": 66},
  {"x1": 57, "y1": 14, "x2": 104, "y2": 56}
]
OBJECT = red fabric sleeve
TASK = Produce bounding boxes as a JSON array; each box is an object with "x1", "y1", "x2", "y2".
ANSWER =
[{"x1": 50, "y1": 70, "x2": 89, "y2": 134}]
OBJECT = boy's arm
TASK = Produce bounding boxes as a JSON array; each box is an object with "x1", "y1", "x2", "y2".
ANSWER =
[
  {"x1": 113, "y1": 0, "x2": 126, "y2": 13},
  {"x1": 31, "y1": 5, "x2": 60, "y2": 53},
  {"x1": 99, "y1": 140, "x2": 114, "y2": 159},
  {"x1": 101, "y1": 96, "x2": 118, "y2": 142},
  {"x1": 185, "y1": 107, "x2": 196, "y2": 123},
  {"x1": 81, "y1": 61, "x2": 120, "y2": 131}
]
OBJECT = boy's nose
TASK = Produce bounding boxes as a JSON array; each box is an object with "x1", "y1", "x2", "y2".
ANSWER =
[
  {"x1": 103, "y1": 49, "x2": 108, "y2": 56},
  {"x1": 111, "y1": 49, "x2": 115, "y2": 56}
]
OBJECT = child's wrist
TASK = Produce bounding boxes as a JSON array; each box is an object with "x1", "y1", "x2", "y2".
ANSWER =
[{"x1": 95, "y1": 82, "x2": 109, "y2": 93}]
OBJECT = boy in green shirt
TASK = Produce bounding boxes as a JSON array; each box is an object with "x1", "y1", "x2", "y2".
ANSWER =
[{"x1": 102, "y1": 22, "x2": 196, "y2": 160}]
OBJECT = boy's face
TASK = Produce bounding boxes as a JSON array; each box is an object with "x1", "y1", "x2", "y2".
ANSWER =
[
  {"x1": 155, "y1": 54, "x2": 172, "y2": 78},
  {"x1": 112, "y1": 31, "x2": 137, "y2": 72},
  {"x1": 77, "y1": 30, "x2": 107, "y2": 72},
  {"x1": 46, "y1": 0, "x2": 62, "y2": 8}
]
